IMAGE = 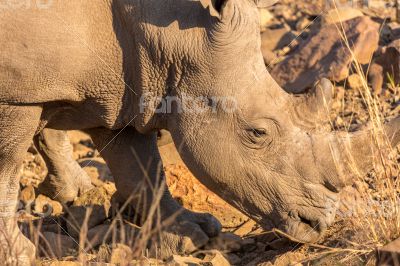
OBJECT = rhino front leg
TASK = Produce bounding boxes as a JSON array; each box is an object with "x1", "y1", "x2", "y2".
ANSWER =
[
  {"x1": 86, "y1": 127, "x2": 221, "y2": 258},
  {"x1": 35, "y1": 129, "x2": 93, "y2": 203},
  {"x1": 0, "y1": 104, "x2": 42, "y2": 265}
]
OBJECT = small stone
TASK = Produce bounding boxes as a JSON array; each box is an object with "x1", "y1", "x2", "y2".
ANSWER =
[
  {"x1": 336, "y1": 86, "x2": 345, "y2": 100},
  {"x1": 202, "y1": 251, "x2": 230, "y2": 266},
  {"x1": 110, "y1": 244, "x2": 133, "y2": 266},
  {"x1": 277, "y1": 46, "x2": 291, "y2": 56},
  {"x1": 296, "y1": 17, "x2": 311, "y2": 31},
  {"x1": 73, "y1": 185, "x2": 114, "y2": 211},
  {"x1": 19, "y1": 185, "x2": 35, "y2": 206},
  {"x1": 166, "y1": 255, "x2": 202, "y2": 265},
  {"x1": 335, "y1": 116, "x2": 344, "y2": 128},
  {"x1": 34, "y1": 194, "x2": 63, "y2": 216},
  {"x1": 233, "y1": 219, "x2": 257, "y2": 237},
  {"x1": 347, "y1": 74, "x2": 364, "y2": 90},
  {"x1": 367, "y1": 0, "x2": 387, "y2": 9}
]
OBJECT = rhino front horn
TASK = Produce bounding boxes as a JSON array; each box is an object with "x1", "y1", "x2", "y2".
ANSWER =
[{"x1": 291, "y1": 78, "x2": 334, "y2": 129}]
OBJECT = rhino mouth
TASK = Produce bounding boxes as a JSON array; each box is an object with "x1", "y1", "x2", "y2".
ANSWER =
[
  {"x1": 283, "y1": 199, "x2": 338, "y2": 242},
  {"x1": 284, "y1": 212, "x2": 327, "y2": 242},
  {"x1": 262, "y1": 183, "x2": 340, "y2": 243}
]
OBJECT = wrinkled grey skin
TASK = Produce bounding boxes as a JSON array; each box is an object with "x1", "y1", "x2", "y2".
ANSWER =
[{"x1": 1, "y1": 0, "x2": 400, "y2": 264}]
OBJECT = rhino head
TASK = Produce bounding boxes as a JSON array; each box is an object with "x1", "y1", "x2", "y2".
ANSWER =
[{"x1": 135, "y1": 0, "x2": 400, "y2": 241}]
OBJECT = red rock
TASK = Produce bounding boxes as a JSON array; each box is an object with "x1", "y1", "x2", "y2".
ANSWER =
[
  {"x1": 261, "y1": 26, "x2": 296, "y2": 52},
  {"x1": 271, "y1": 16, "x2": 379, "y2": 93}
]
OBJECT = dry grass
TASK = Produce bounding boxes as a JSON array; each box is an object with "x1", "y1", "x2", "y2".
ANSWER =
[
  {"x1": 28, "y1": 159, "x2": 173, "y2": 265},
  {"x1": 294, "y1": 1, "x2": 400, "y2": 264},
  {"x1": 8, "y1": 2, "x2": 400, "y2": 265}
]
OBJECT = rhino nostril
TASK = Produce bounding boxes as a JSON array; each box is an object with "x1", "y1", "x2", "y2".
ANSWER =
[
  {"x1": 298, "y1": 214, "x2": 321, "y2": 232},
  {"x1": 299, "y1": 215, "x2": 313, "y2": 228},
  {"x1": 323, "y1": 180, "x2": 340, "y2": 193}
]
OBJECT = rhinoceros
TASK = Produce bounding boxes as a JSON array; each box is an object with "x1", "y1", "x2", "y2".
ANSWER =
[{"x1": 0, "y1": 0, "x2": 399, "y2": 264}]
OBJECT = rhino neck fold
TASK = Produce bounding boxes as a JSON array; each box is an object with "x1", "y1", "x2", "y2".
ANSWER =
[{"x1": 114, "y1": 0, "x2": 216, "y2": 133}]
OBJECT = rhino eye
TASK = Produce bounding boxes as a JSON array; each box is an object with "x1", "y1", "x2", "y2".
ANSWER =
[
  {"x1": 250, "y1": 128, "x2": 267, "y2": 137},
  {"x1": 240, "y1": 118, "x2": 279, "y2": 149},
  {"x1": 243, "y1": 127, "x2": 271, "y2": 149}
]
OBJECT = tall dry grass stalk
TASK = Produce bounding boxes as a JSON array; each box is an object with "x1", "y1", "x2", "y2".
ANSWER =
[
  {"x1": 301, "y1": 1, "x2": 400, "y2": 263},
  {"x1": 32, "y1": 149, "x2": 177, "y2": 263},
  {"x1": 337, "y1": 1, "x2": 399, "y2": 244}
]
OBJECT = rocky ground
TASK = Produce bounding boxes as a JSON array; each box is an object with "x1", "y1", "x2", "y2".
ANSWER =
[{"x1": 16, "y1": 0, "x2": 400, "y2": 265}]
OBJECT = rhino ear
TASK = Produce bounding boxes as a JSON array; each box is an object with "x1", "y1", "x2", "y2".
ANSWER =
[
  {"x1": 212, "y1": 0, "x2": 278, "y2": 11},
  {"x1": 213, "y1": 0, "x2": 227, "y2": 12},
  {"x1": 203, "y1": 0, "x2": 278, "y2": 20},
  {"x1": 199, "y1": 0, "x2": 230, "y2": 17},
  {"x1": 253, "y1": 0, "x2": 278, "y2": 8}
]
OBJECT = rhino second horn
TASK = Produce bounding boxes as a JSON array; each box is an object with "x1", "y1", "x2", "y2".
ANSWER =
[{"x1": 338, "y1": 116, "x2": 400, "y2": 178}]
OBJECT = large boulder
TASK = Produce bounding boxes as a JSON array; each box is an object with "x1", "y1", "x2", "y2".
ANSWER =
[{"x1": 271, "y1": 16, "x2": 379, "y2": 93}]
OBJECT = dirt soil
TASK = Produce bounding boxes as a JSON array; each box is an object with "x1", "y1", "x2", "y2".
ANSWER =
[{"x1": 17, "y1": 0, "x2": 400, "y2": 265}]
